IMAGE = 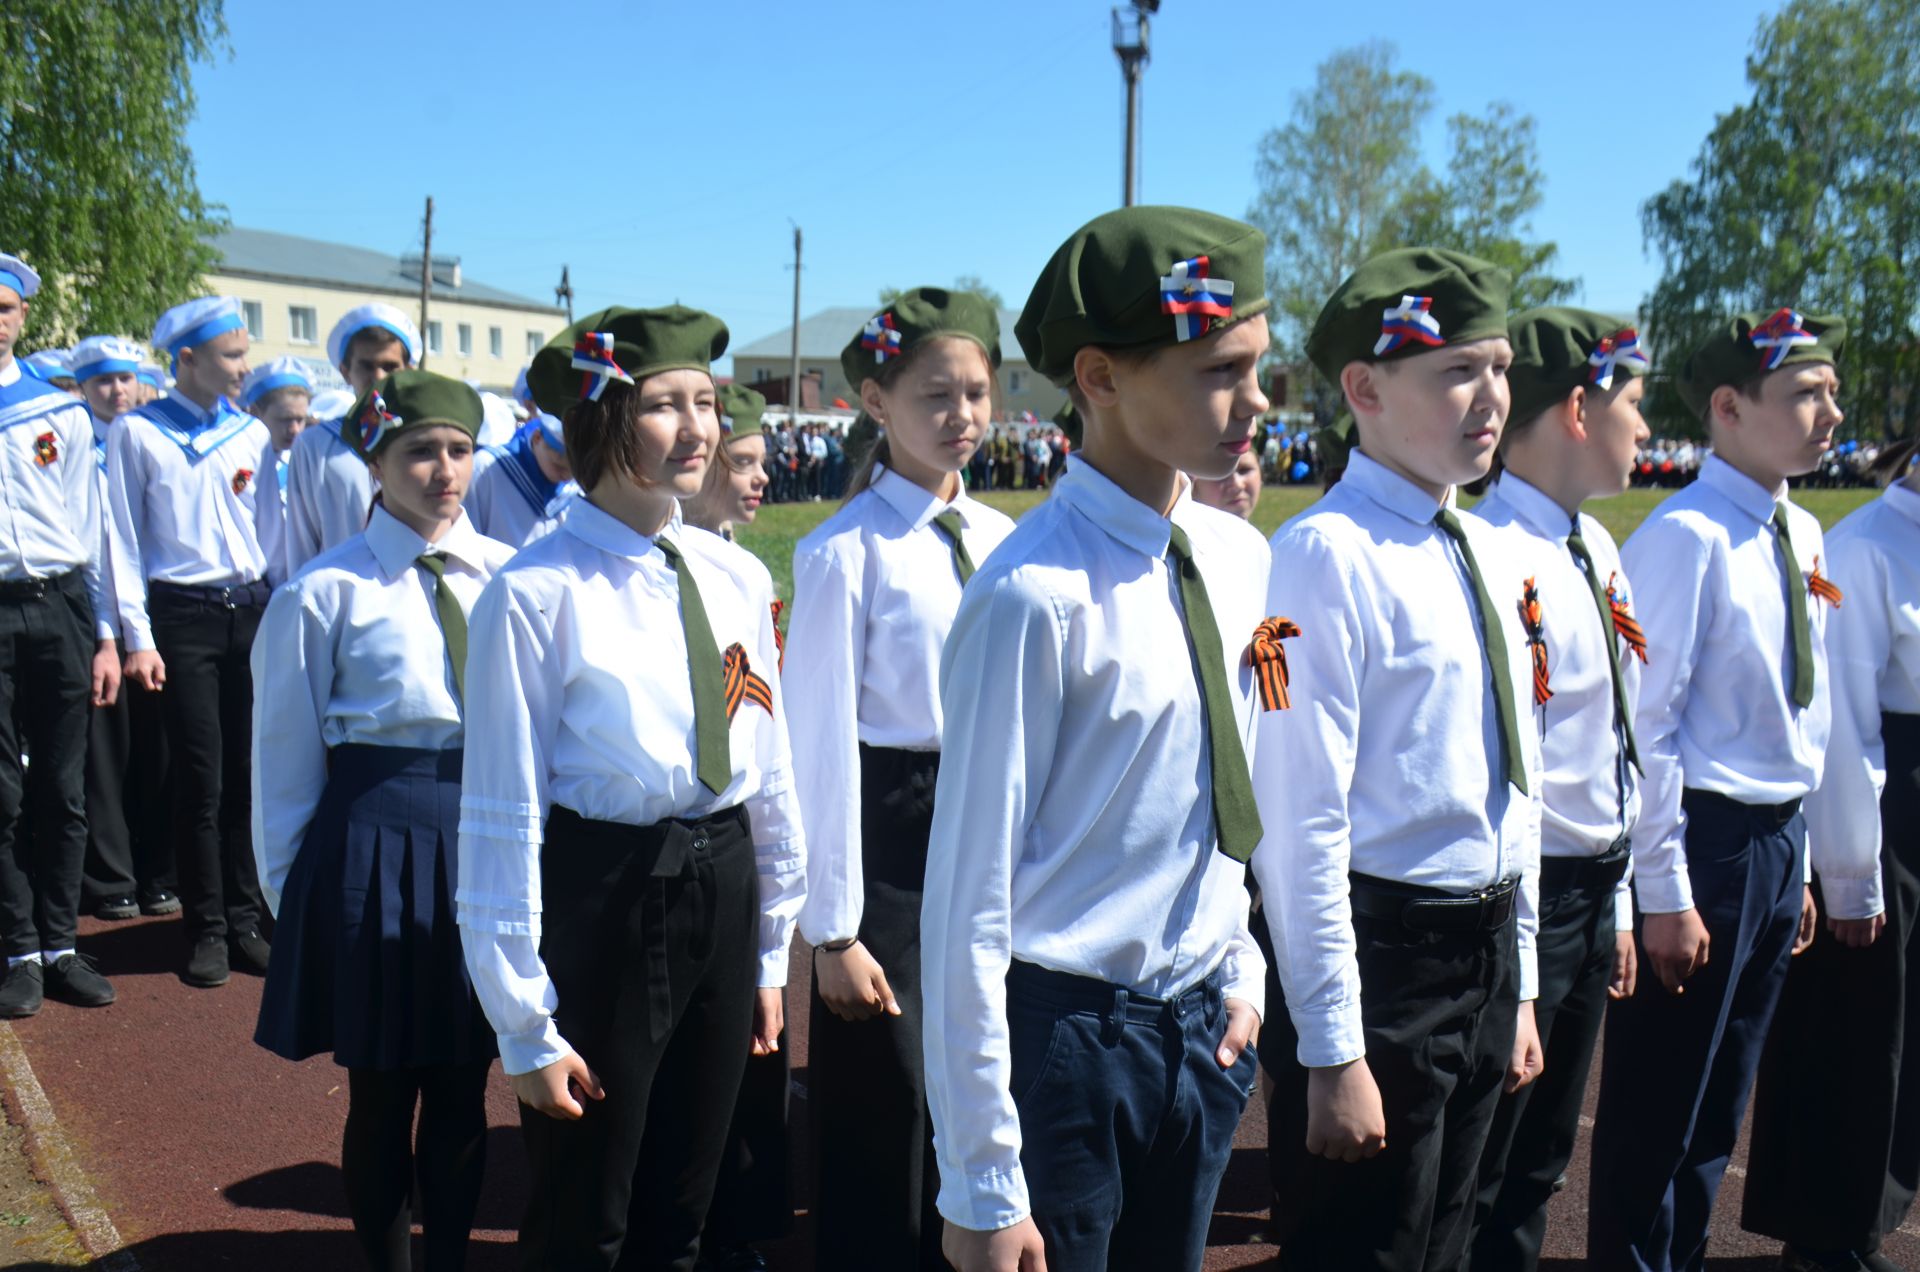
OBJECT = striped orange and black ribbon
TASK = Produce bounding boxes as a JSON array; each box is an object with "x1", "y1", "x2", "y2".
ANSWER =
[
  {"x1": 1518, "y1": 577, "x2": 1552, "y2": 706},
  {"x1": 1247, "y1": 617, "x2": 1302, "y2": 711},
  {"x1": 769, "y1": 599, "x2": 787, "y2": 672},
  {"x1": 1606, "y1": 572, "x2": 1648, "y2": 663},
  {"x1": 722, "y1": 642, "x2": 774, "y2": 722},
  {"x1": 1808, "y1": 556, "x2": 1843, "y2": 608}
]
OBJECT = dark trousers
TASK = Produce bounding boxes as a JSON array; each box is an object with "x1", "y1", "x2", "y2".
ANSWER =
[
  {"x1": 0, "y1": 573, "x2": 93, "y2": 956},
  {"x1": 520, "y1": 805, "x2": 757, "y2": 1272},
  {"x1": 82, "y1": 677, "x2": 173, "y2": 904},
  {"x1": 702, "y1": 1036, "x2": 791, "y2": 1248},
  {"x1": 1744, "y1": 712, "x2": 1920, "y2": 1252},
  {"x1": 147, "y1": 581, "x2": 266, "y2": 941},
  {"x1": 1471, "y1": 845, "x2": 1629, "y2": 1272},
  {"x1": 1008, "y1": 960, "x2": 1253, "y2": 1272},
  {"x1": 810, "y1": 745, "x2": 941, "y2": 1270},
  {"x1": 1268, "y1": 878, "x2": 1520, "y2": 1272},
  {"x1": 1590, "y1": 789, "x2": 1804, "y2": 1272}
]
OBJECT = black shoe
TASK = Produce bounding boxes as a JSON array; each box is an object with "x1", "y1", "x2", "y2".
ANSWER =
[
  {"x1": 229, "y1": 929, "x2": 270, "y2": 976},
  {"x1": 139, "y1": 890, "x2": 181, "y2": 917},
  {"x1": 183, "y1": 936, "x2": 229, "y2": 988},
  {"x1": 43, "y1": 953, "x2": 114, "y2": 1007},
  {"x1": 0, "y1": 960, "x2": 44, "y2": 1018},
  {"x1": 1863, "y1": 1254, "x2": 1911, "y2": 1272},
  {"x1": 696, "y1": 1244, "x2": 769, "y2": 1272},
  {"x1": 1783, "y1": 1249, "x2": 1873, "y2": 1272},
  {"x1": 92, "y1": 895, "x2": 139, "y2": 921}
]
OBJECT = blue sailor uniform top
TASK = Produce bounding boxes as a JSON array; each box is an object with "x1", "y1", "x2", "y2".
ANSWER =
[{"x1": 281, "y1": 418, "x2": 373, "y2": 576}]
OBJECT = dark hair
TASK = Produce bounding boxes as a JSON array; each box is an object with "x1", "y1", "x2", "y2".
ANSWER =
[
  {"x1": 842, "y1": 334, "x2": 999, "y2": 502},
  {"x1": 563, "y1": 375, "x2": 717, "y2": 492},
  {"x1": 344, "y1": 325, "x2": 408, "y2": 368},
  {"x1": 1062, "y1": 342, "x2": 1160, "y2": 416}
]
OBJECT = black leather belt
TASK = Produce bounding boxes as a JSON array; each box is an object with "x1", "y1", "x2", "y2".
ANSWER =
[
  {"x1": 1349, "y1": 872, "x2": 1519, "y2": 933},
  {"x1": 1542, "y1": 836, "x2": 1632, "y2": 887},
  {"x1": 148, "y1": 578, "x2": 272, "y2": 610},
  {"x1": 0, "y1": 570, "x2": 77, "y2": 602},
  {"x1": 1682, "y1": 787, "x2": 1802, "y2": 832}
]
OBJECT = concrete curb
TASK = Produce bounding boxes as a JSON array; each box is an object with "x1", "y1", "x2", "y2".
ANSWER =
[{"x1": 0, "y1": 1019, "x2": 139, "y2": 1270}]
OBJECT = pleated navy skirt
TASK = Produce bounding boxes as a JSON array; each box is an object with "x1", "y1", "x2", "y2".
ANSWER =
[{"x1": 254, "y1": 743, "x2": 496, "y2": 1070}]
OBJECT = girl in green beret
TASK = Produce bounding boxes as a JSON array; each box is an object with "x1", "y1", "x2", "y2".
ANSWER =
[
  {"x1": 683, "y1": 384, "x2": 772, "y2": 543},
  {"x1": 251, "y1": 369, "x2": 514, "y2": 1271},
  {"x1": 784, "y1": 287, "x2": 1018, "y2": 1269}
]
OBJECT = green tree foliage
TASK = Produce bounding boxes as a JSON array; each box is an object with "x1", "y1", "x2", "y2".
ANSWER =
[
  {"x1": 0, "y1": 3, "x2": 228, "y2": 349},
  {"x1": 1641, "y1": 0, "x2": 1920, "y2": 439},
  {"x1": 1249, "y1": 45, "x2": 1574, "y2": 420}
]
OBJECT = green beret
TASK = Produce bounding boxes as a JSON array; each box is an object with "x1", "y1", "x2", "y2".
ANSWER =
[
  {"x1": 1507, "y1": 307, "x2": 1651, "y2": 428},
  {"x1": 1676, "y1": 309, "x2": 1847, "y2": 420},
  {"x1": 841, "y1": 287, "x2": 1002, "y2": 391},
  {"x1": 344, "y1": 369, "x2": 482, "y2": 462},
  {"x1": 717, "y1": 383, "x2": 767, "y2": 438},
  {"x1": 527, "y1": 304, "x2": 728, "y2": 417},
  {"x1": 1307, "y1": 247, "x2": 1511, "y2": 382},
  {"x1": 1016, "y1": 206, "x2": 1269, "y2": 387}
]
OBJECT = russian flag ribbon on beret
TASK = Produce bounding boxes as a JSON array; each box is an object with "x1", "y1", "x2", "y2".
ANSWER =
[
  {"x1": 1749, "y1": 308, "x2": 1818, "y2": 371},
  {"x1": 1374, "y1": 295, "x2": 1445, "y2": 356},
  {"x1": 355, "y1": 391, "x2": 400, "y2": 453},
  {"x1": 571, "y1": 332, "x2": 633, "y2": 402},
  {"x1": 1160, "y1": 256, "x2": 1236, "y2": 342},
  {"x1": 1587, "y1": 328, "x2": 1650, "y2": 390},
  {"x1": 861, "y1": 313, "x2": 903, "y2": 363}
]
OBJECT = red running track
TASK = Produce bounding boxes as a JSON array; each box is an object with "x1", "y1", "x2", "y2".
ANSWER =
[{"x1": 9, "y1": 912, "x2": 1912, "y2": 1270}]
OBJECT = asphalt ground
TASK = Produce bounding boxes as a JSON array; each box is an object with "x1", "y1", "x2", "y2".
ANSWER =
[{"x1": 6, "y1": 909, "x2": 1915, "y2": 1270}]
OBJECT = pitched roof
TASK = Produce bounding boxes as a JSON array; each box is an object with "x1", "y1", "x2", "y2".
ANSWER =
[
  {"x1": 732, "y1": 305, "x2": 1032, "y2": 365},
  {"x1": 208, "y1": 226, "x2": 564, "y2": 314}
]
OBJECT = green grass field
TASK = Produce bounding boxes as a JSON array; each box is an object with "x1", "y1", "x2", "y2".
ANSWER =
[{"x1": 733, "y1": 484, "x2": 1878, "y2": 603}]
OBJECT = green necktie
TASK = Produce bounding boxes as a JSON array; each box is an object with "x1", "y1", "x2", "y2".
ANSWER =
[
  {"x1": 657, "y1": 537, "x2": 732, "y2": 795},
  {"x1": 931, "y1": 510, "x2": 976, "y2": 584},
  {"x1": 1771, "y1": 505, "x2": 1816, "y2": 710},
  {"x1": 1434, "y1": 509, "x2": 1529, "y2": 796},
  {"x1": 1565, "y1": 526, "x2": 1642, "y2": 773},
  {"x1": 1166, "y1": 524, "x2": 1264, "y2": 863},
  {"x1": 414, "y1": 553, "x2": 468, "y2": 702}
]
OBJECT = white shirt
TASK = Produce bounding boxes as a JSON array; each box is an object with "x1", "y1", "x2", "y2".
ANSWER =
[
  {"x1": 786, "y1": 468, "x2": 1016, "y2": 945},
  {"x1": 282, "y1": 419, "x2": 373, "y2": 575},
  {"x1": 1801, "y1": 482, "x2": 1920, "y2": 919},
  {"x1": 250, "y1": 507, "x2": 514, "y2": 913},
  {"x1": 1622, "y1": 455, "x2": 1833, "y2": 914},
  {"x1": 1475, "y1": 474, "x2": 1641, "y2": 930},
  {"x1": 254, "y1": 434, "x2": 292, "y2": 585},
  {"x1": 89, "y1": 411, "x2": 121, "y2": 642},
  {"x1": 105, "y1": 391, "x2": 271, "y2": 651},
  {"x1": 0, "y1": 360, "x2": 110, "y2": 639},
  {"x1": 463, "y1": 449, "x2": 577, "y2": 548},
  {"x1": 455, "y1": 499, "x2": 806, "y2": 1075},
  {"x1": 1249, "y1": 450, "x2": 1545, "y2": 1069},
  {"x1": 922, "y1": 457, "x2": 1268, "y2": 1232}
]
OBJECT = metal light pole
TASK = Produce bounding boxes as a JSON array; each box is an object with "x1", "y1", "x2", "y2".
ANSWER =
[{"x1": 1112, "y1": 3, "x2": 1155, "y2": 206}]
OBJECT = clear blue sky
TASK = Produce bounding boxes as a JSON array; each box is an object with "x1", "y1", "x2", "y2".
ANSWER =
[{"x1": 189, "y1": 0, "x2": 1780, "y2": 367}]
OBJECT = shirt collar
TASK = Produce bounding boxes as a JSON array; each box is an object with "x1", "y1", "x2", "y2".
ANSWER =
[
  {"x1": 1489, "y1": 472, "x2": 1575, "y2": 542},
  {"x1": 1054, "y1": 455, "x2": 1193, "y2": 559},
  {"x1": 366, "y1": 506, "x2": 492, "y2": 580},
  {"x1": 1343, "y1": 448, "x2": 1452, "y2": 525},
  {"x1": 161, "y1": 389, "x2": 214, "y2": 426},
  {"x1": 563, "y1": 494, "x2": 681, "y2": 563},
  {"x1": 1882, "y1": 480, "x2": 1920, "y2": 530},
  {"x1": 871, "y1": 465, "x2": 973, "y2": 532},
  {"x1": 1697, "y1": 453, "x2": 1785, "y2": 523},
  {"x1": 0, "y1": 358, "x2": 17, "y2": 389}
]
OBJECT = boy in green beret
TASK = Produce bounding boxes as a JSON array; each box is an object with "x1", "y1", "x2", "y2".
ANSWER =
[
  {"x1": 922, "y1": 207, "x2": 1273, "y2": 1272},
  {"x1": 1248, "y1": 247, "x2": 1545, "y2": 1270},
  {"x1": 1591, "y1": 310, "x2": 1840, "y2": 1271},
  {"x1": 1467, "y1": 308, "x2": 1652, "y2": 1272}
]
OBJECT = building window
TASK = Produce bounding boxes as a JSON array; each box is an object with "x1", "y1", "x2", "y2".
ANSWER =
[
  {"x1": 489, "y1": 326, "x2": 502, "y2": 358},
  {"x1": 525, "y1": 330, "x2": 544, "y2": 356},
  {"x1": 1008, "y1": 370, "x2": 1025, "y2": 393},
  {"x1": 457, "y1": 323, "x2": 472, "y2": 357},
  {"x1": 752, "y1": 368, "x2": 767, "y2": 384},
  {"x1": 426, "y1": 321, "x2": 443, "y2": 355},
  {"x1": 242, "y1": 301, "x2": 264, "y2": 339},
  {"x1": 288, "y1": 306, "x2": 317, "y2": 344}
]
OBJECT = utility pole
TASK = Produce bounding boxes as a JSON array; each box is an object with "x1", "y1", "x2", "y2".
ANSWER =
[
  {"x1": 1112, "y1": 3, "x2": 1155, "y2": 206},
  {"x1": 418, "y1": 195, "x2": 434, "y2": 369},
  {"x1": 787, "y1": 224, "x2": 803, "y2": 425},
  {"x1": 556, "y1": 265, "x2": 574, "y2": 323}
]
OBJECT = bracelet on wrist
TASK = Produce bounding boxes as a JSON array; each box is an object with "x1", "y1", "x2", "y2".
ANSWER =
[{"x1": 815, "y1": 937, "x2": 857, "y2": 953}]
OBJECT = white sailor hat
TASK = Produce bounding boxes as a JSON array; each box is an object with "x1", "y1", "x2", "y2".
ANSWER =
[
  {"x1": 151, "y1": 296, "x2": 245, "y2": 359},
  {"x1": 21, "y1": 348, "x2": 74, "y2": 381},
  {"x1": 307, "y1": 387, "x2": 356, "y2": 424},
  {"x1": 239, "y1": 356, "x2": 315, "y2": 409},
  {"x1": 0, "y1": 254, "x2": 41, "y2": 301},
  {"x1": 326, "y1": 304, "x2": 421, "y2": 370},
  {"x1": 512, "y1": 366, "x2": 534, "y2": 408},
  {"x1": 136, "y1": 363, "x2": 172, "y2": 391},
  {"x1": 70, "y1": 336, "x2": 146, "y2": 383},
  {"x1": 532, "y1": 411, "x2": 565, "y2": 451}
]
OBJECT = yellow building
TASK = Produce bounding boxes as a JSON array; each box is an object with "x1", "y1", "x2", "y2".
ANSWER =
[{"x1": 205, "y1": 227, "x2": 567, "y2": 391}]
